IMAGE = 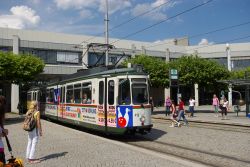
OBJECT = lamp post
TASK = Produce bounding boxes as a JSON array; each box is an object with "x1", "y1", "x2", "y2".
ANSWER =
[{"x1": 226, "y1": 43, "x2": 232, "y2": 107}]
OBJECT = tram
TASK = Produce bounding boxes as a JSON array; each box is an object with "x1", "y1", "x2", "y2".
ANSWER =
[{"x1": 28, "y1": 66, "x2": 153, "y2": 135}]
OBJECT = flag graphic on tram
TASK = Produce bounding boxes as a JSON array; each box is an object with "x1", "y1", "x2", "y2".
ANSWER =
[
  {"x1": 116, "y1": 106, "x2": 133, "y2": 128},
  {"x1": 53, "y1": 89, "x2": 60, "y2": 103}
]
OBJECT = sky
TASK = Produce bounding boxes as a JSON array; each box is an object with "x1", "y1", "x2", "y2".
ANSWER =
[{"x1": 0, "y1": 0, "x2": 250, "y2": 46}]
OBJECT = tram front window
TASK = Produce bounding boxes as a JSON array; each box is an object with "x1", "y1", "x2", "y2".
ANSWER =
[
  {"x1": 132, "y1": 84, "x2": 148, "y2": 105},
  {"x1": 118, "y1": 79, "x2": 131, "y2": 105}
]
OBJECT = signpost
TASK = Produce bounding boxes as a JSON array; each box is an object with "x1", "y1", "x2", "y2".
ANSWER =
[{"x1": 170, "y1": 69, "x2": 178, "y2": 87}]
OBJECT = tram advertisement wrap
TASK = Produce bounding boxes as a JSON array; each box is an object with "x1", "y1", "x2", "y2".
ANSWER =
[
  {"x1": 133, "y1": 108, "x2": 151, "y2": 126},
  {"x1": 45, "y1": 104, "x2": 57, "y2": 116},
  {"x1": 116, "y1": 106, "x2": 133, "y2": 128},
  {"x1": 107, "y1": 106, "x2": 116, "y2": 127},
  {"x1": 59, "y1": 105, "x2": 97, "y2": 124}
]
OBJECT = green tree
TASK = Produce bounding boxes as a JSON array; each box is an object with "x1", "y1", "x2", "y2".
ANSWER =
[
  {"x1": 0, "y1": 51, "x2": 45, "y2": 84},
  {"x1": 230, "y1": 67, "x2": 250, "y2": 79},
  {"x1": 123, "y1": 55, "x2": 169, "y2": 87},
  {"x1": 169, "y1": 55, "x2": 230, "y2": 87}
]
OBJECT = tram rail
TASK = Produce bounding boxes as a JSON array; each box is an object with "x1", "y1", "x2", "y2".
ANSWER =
[{"x1": 152, "y1": 118, "x2": 250, "y2": 134}]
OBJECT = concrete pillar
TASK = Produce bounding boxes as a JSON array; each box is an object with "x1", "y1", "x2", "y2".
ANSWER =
[
  {"x1": 11, "y1": 35, "x2": 19, "y2": 113},
  {"x1": 141, "y1": 46, "x2": 146, "y2": 55},
  {"x1": 164, "y1": 48, "x2": 170, "y2": 105},
  {"x1": 131, "y1": 44, "x2": 136, "y2": 58},
  {"x1": 226, "y1": 43, "x2": 232, "y2": 107},
  {"x1": 195, "y1": 83, "x2": 199, "y2": 106}
]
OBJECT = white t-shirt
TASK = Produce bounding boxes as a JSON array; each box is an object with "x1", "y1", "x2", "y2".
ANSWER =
[{"x1": 189, "y1": 99, "x2": 195, "y2": 106}]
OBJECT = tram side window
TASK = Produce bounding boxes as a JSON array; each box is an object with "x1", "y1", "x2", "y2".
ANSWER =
[
  {"x1": 27, "y1": 92, "x2": 31, "y2": 101},
  {"x1": 74, "y1": 84, "x2": 81, "y2": 104},
  {"x1": 108, "y1": 80, "x2": 114, "y2": 105},
  {"x1": 66, "y1": 85, "x2": 74, "y2": 103},
  {"x1": 132, "y1": 83, "x2": 148, "y2": 105},
  {"x1": 118, "y1": 79, "x2": 131, "y2": 105},
  {"x1": 46, "y1": 89, "x2": 54, "y2": 103},
  {"x1": 82, "y1": 83, "x2": 92, "y2": 104},
  {"x1": 99, "y1": 81, "x2": 104, "y2": 104}
]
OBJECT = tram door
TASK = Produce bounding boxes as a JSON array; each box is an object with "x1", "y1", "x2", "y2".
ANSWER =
[
  {"x1": 98, "y1": 78, "x2": 116, "y2": 132},
  {"x1": 59, "y1": 86, "x2": 65, "y2": 119},
  {"x1": 107, "y1": 79, "x2": 116, "y2": 127}
]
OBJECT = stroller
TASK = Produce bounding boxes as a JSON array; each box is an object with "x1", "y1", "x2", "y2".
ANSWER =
[{"x1": 0, "y1": 135, "x2": 24, "y2": 167}]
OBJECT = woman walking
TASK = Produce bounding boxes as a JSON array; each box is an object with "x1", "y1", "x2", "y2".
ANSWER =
[
  {"x1": 26, "y1": 101, "x2": 42, "y2": 164},
  {"x1": 221, "y1": 97, "x2": 228, "y2": 120},
  {"x1": 169, "y1": 101, "x2": 180, "y2": 127},
  {"x1": 212, "y1": 94, "x2": 219, "y2": 117},
  {"x1": 0, "y1": 96, "x2": 8, "y2": 165},
  {"x1": 165, "y1": 97, "x2": 172, "y2": 116}
]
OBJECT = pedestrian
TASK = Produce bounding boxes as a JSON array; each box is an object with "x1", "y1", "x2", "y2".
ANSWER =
[
  {"x1": 212, "y1": 94, "x2": 219, "y2": 117},
  {"x1": 169, "y1": 101, "x2": 180, "y2": 127},
  {"x1": 177, "y1": 97, "x2": 188, "y2": 126},
  {"x1": 188, "y1": 97, "x2": 195, "y2": 117},
  {"x1": 0, "y1": 96, "x2": 8, "y2": 165},
  {"x1": 26, "y1": 101, "x2": 42, "y2": 164},
  {"x1": 165, "y1": 96, "x2": 172, "y2": 116},
  {"x1": 149, "y1": 97, "x2": 154, "y2": 114},
  {"x1": 221, "y1": 97, "x2": 228, "y2": 120}
]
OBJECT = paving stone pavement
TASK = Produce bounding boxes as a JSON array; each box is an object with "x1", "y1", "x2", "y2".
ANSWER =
[{"x1": 3, "y1": 117, "x2": 204, "y2": 167}]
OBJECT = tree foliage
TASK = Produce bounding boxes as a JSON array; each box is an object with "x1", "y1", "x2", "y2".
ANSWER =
[
  {"x1": 0, "y1": 51, "x2": 45, "y2": 84},
  {"x1": 230, "y1": 67, "x2": 250, "y2": 79},
  {"x1": 123, "y1": 55, "x2": 169, "y2": 87},
  {"x1": 169, "y1": 55, "x2": 230, "y2": 87}
]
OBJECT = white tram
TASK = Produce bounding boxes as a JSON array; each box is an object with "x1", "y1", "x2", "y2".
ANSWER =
[{"x1": 30, "y1": 66, "x2": 153, "y2": 134}]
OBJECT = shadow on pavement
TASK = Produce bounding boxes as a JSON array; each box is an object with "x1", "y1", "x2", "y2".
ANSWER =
[
  {"x1": 40, "y1": 152, "x2": 68, "y2": 161},
  {"x1": 5, "y1": 117, "x2": 25, "y2": 125}
]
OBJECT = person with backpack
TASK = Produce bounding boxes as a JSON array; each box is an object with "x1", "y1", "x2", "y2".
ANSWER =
[
  {"x1": 25, "y1": 101, "x2": 42, "y2": 164},
  {"x1": 0, "y1": 96, "x2": 8, "y2": 164},
  {"x1": 165, "y1": 96, "x2": 172, "y2": 116}
]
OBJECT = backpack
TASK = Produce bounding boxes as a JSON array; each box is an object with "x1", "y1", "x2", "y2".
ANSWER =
[{"x1": 23, "y1": 110, "x2": 37, "y2": 131}]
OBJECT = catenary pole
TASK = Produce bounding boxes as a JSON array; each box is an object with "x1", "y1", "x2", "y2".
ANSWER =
[{"x1": 105, "y1": 0, "x2": 109, "y2": 66}]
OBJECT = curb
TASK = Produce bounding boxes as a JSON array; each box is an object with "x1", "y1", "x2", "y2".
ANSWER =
[{"x1": 152, "y1": 116, "x2": 250, "y2": 127}]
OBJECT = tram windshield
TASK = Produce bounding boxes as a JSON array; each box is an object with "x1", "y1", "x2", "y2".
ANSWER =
[
  {"x1": 132, "y1": 83, "x2": 148, "y2": 105},
  {"x1": 118, "y1": 79, "x2": 131, "y2": 105}
]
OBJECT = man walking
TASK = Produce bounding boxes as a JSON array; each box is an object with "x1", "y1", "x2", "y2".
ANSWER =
[{"x1": 177, "y1": 97, "x2": 188, "y2": 126}]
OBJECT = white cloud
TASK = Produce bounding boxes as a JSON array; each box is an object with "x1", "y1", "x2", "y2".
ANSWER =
[
  {"x1": 54, "y1": 0, "x2": 98, "y2": 10},
  {"x1": 198, "y1": 38, "x2": 214, "y2": 45},
  {"x1": 79, "y1": 9, "x2": 95, "y2": 19},
  {"x1": 54, "y1": 0, "x2": 132, "y2": 15},
  {"x1": 99, "y1": 0, "x2": 132, "y2": 14},
  {"x1": 131, "y1": 0, "x2": 180, "y2": 21},
  {"x1": 0, "y1": 6, "x2": 40, "y2": 29}
]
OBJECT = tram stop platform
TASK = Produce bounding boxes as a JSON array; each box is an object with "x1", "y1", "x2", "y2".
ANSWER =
[{"x1": 152, "y1": 105, "x2": 250, "y2": 127}]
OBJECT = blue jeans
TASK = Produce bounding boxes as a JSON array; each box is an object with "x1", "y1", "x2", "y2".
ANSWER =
[
  {"x1": 189, "y1": 106, "x2": 194, "y2": 116},
  {"x1": 177, "y1": 110, "x2": 188, "y2": 124},
  {"x1": 166, "y1": 106, "x2": 171, "y2": 116}
]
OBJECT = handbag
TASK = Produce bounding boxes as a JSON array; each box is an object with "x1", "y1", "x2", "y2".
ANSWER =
[{"x1": 0, "y1": 135, "x2": 24, "y2": 167}]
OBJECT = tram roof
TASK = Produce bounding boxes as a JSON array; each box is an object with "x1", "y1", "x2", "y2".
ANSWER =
[{"x1": 48, "y1": 65, "x2": 147, "y2": 85}]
